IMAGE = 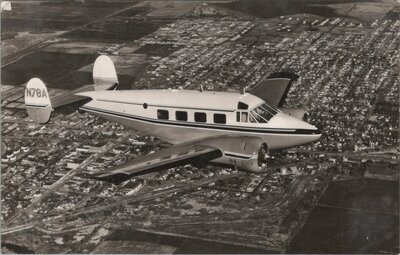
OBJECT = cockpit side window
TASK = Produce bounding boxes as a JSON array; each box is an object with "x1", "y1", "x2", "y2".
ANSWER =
[
  {"x1": 237, "y1": 111, "x2": 250, "y2": 122},
  {"x1": 241, "y1": 112, "x2": 248, "y2": 122}
]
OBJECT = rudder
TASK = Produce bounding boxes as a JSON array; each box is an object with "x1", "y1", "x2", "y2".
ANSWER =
[
  {"x1": 25, "y1": 78, "x2": 53, "y2": 124},
  {"x1": 92, "y1": 55, "x2": 118, "y2": 91}
]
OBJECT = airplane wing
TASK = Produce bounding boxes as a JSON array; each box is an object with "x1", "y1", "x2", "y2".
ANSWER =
[
  {"x1": 89, "y1": 143, "x2": 223, "y2": 185},
  {"x1": 249, "y1": 78, "x2": 292, "y2": 108}
]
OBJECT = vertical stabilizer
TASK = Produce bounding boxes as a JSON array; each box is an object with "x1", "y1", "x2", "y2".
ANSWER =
[
  {"x1": 1, "y1": 1, "x2": 12, "y2": 12},
  {"x1": 25, "y1": 78, "x2": 53, "y2": 124},
  {"x1": 249, "y1": 78, "x2": 292, "y2": 108},
  {"x1": 92, "y1": 55, "x2": 118, "y2": 91}
]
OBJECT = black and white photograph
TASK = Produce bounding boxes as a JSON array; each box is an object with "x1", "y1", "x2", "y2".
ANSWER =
[{"x1": 0, "y1": 0, "x2": 399, "y2": 253}]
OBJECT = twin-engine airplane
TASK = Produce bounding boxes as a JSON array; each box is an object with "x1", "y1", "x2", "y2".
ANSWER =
[{"x1": 25, "y1": 56, "x2": 321, "y2": 184}]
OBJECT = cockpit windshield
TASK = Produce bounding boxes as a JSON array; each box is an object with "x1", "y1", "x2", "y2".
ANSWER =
[{"x1": 250, "y1": 103, "x2": 280, "y2": 123}]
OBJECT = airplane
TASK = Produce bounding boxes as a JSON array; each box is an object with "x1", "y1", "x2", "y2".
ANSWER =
[{"x1": 24, "y1": 55, "x2": 321, "y2": 184}]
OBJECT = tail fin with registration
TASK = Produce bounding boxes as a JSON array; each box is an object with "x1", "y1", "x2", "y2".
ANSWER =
[{"x1": 25, "y1": 78, "x2": 53, "y2": 124}]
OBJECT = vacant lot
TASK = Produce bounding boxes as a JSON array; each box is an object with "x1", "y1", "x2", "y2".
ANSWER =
[
  {"x1": 2, "y1": 52, "x2": 97, "y2": 88},
  {"x1": 214, "y1": 0, "x2": 369, "y2": 18},
  {"x1": 62, "y1": 20, "x2": 170, "y2": 42}
]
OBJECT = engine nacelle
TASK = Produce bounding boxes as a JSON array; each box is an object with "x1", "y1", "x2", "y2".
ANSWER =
[{"x1": 198, "y1": 136, "x2": 269, "y2": 173}]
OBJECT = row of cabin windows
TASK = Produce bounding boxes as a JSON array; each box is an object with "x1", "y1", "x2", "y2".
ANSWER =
[{"x1": 157, "y1": 110, "x2": 225, "y2": 124}]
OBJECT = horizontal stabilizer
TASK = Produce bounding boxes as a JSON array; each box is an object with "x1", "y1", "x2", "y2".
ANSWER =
[
  {"x1": 51, "y1": 85, "x2": 93, "y2": 109},
  {"x1": 93, "y1": 55, "x2": 118, "y2": 91},
  {"x1": 25, "y1": 78, "x2": 53, "y2": 124},
  {"x1": 45, "y1": 55, "x2": 119, "y2": 108},
  {"x1": 249, "y1": 78, "x2": 292, "y2": 108},
  {"x1": 24, "y1": 55, "x2": 118, "y2": 121}
]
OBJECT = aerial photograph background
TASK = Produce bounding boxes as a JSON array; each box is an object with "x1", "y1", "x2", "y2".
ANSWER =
[{"x1": 1, "y1": 0, "x2": 398, "y2": 253}]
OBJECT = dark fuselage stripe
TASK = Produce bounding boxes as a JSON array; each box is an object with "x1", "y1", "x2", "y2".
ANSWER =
[{"x1": 80, "y1": 106, "x2": 320, "y2": 135}]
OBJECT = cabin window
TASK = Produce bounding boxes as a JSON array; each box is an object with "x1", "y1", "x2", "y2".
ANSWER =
[
  {"x1": 157, "y1": 109, "x2": 169, "y2": 120},
  {"x1": 214, "y1": 113, "x2": 226, "y2": 124},
  {"x1": 175, "y1": 111, "x2": 188, "y2": 121},
  {"x1": 195, "y1": 112, "x2": 207, "y2": 122},
  {"x1": 238, "y1": 102, "x2": 248, "y2": 110}
]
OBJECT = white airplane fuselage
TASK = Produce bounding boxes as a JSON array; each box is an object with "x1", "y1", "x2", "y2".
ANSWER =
[{"x1": 78, "y1": 89, "x2": 321, "y2": 151}]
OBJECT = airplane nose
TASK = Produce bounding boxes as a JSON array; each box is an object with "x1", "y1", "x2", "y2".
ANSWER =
[
  {"x1": 267, "y1": 112, "x2": 322, "y2": 148},
  {"x1": 311, "y1": 127, "x2": 322, "y2": 141},
  {"x1": 269, "y1": 112, "x2": 317, "y2": 131},
  {"x1": 269, "y1": 112, "x2": 321, "y2": 138},
  {"x1": 296, "y1": 118, "x2": 322, "y2": 141},
  {"x1": 298, "y1": 120, "x2": 321, "y2": 143}
]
